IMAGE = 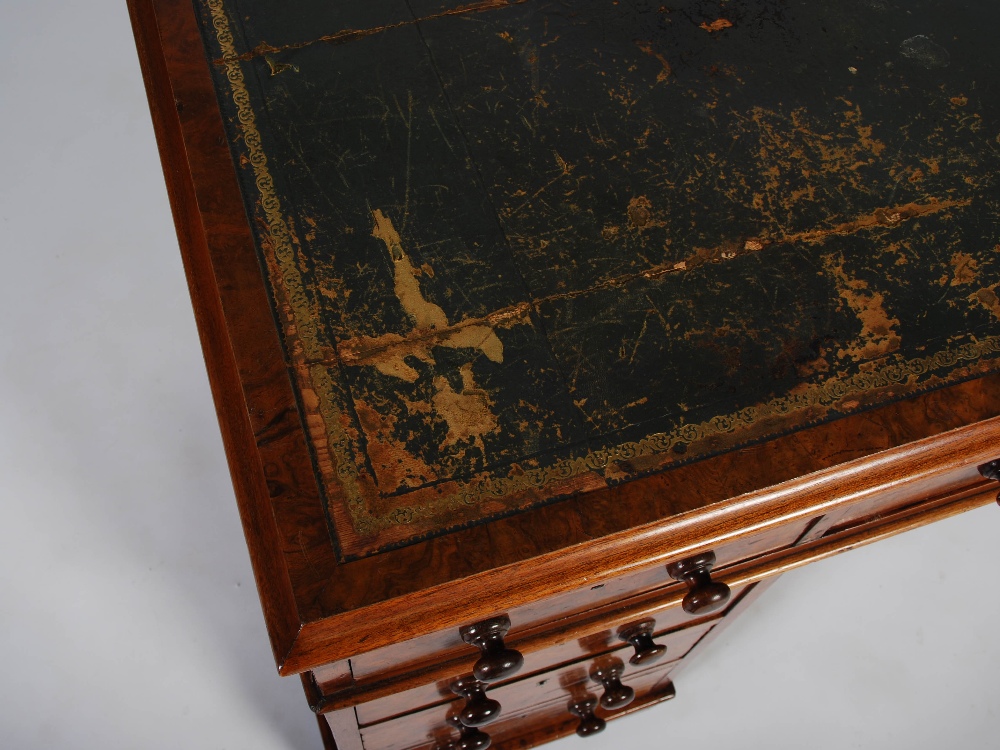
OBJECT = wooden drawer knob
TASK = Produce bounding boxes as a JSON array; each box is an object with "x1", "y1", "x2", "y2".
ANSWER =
[
  {"x1": 590, "y1": 658, "x2": 635, "y2": 710},
  {"x1": 666, "y1": 551, "x2": 731, "y2": 615},
  {"x1": 617, "y1": 620, "x2": 668, "y2": 666},
  {"x1": 979, "y1": 460, "x2": 1000, "y2": 506},
  {"x1": 979, "y1": 459, "x2": 1000, "y2": 481},
  {"x1": 442, "y1": 715, "x2": 491, "y2": 750},
  {"x1": 568, "y1": 698, "x2": 606, "y2": 737},
  {"x1": 459, "y1": 616, "x2": 524, "y2": 683},
  {"x1": 450, "y1": 677, "x2": 501, "y2": 727}
]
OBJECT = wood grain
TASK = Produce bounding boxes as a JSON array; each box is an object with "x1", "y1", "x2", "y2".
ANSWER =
[
  {"x1": 356, "y1": 484, "x2": 995, "y2": 748},
  {"x1": 347, "y1": 518, "x2": 805, "y2": 683},
  {"x1": 287, "y1": 417, "x2": 1000, "y2": 673},
  {"x1": 126, "y1": 0, "x2": 302, "y2": 665},
  {"x1": 129, "y1": 0, "x2": 1000, "y2": 682},
  {"x1": 360, "y1": 655, "x2": 682, "y2": 750},
  {"x1": 318, "y1": 472, "x2": 993, "y2": 713},
  {"x1": 353, "y1": 619, "x2": 716, "y2": 726}
]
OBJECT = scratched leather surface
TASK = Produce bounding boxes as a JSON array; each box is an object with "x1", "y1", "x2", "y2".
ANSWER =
[{"x1": 195, "y1": 0, "x2": 1000, "y2": 558}]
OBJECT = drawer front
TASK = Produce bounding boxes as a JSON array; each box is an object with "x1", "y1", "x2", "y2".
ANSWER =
[
  {"x1": 799, "y1": 461, "x2": 990, "y2": 542},
  {"x1": 313, "y1": 660, "x2": 353, "y2": 694},
  {"x1": 360, "y1": 650, "x2": 683, "y2": 750},
  {"x1": 355, "y1": 616, "x2": 717, "y2": 726},
  {"x1": 347, "y1": 517, "x2": 811, "y2": 683}
]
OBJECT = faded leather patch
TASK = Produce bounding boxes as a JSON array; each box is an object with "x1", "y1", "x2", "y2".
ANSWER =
[{"x1": 198, "y1": 0, "x2": 1000, "y2": 558}]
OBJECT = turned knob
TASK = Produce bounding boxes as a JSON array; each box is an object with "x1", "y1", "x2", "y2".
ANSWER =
[
  {"x1": 590, "y1": 658, "x2": 635, "y2": 710},
  {"x1": 450, "y1": 676, "x2": 501, "y2": 727},
  {"x1": 459, "y1": 615, "x2": 524, "y2": 683},
  {"x1": 666, "y1": 551, "x2": 731, "y2": 615},
  {"x1": 978, "y1": 460, "x2": 1000, "y2": 507},
  {"x1": 617, "y1": 620, "x2": 668, "y2": 666},
  {"x1": 979, "y1": 459, "x2": 1000, "y2": 482},
  {"x1": 568, "y1": 697, "x2": 606, "y2": 737},
  {"x1": 442, "y1": 715, "x2": 491, "y2": 750}
]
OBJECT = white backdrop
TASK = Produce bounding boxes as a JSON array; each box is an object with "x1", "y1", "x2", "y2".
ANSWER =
[{"x1": 1, "y1": 3, "x2": 997, "y2": 749}]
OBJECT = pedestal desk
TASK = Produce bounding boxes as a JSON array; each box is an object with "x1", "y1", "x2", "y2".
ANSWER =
[{"x1": 128, "y1": 1, "x2": 1000, "y2": 747}]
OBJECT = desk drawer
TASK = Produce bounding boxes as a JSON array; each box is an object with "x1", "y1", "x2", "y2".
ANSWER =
[
  {"x1": 799, "y1": 460, "x2": 992, "y2": 542},
  {"x1": 316, "y1": 580, "x2": 778, "y2": 750},
  {"x1": 359, "y1": 651, "x2": 683, "y2": 750},
  {"x1": 355, "y1": 616, "x2": 717, "y2": 726},
  {"x1": 344, "y1": 516, "x2": 811, "y2": 684}
]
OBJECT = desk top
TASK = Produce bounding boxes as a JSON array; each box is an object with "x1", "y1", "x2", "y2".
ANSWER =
[
  {"x1": 193, "y1": 0, "x2": 1000, "y2": 558},
  {"x1": 132, "y1": 0, "x2": 1000, "y2": 671}
]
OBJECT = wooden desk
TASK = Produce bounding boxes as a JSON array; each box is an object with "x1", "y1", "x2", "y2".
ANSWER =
[{"x1": 128, "y1": 1, "x2": 1000, "y2": 747}]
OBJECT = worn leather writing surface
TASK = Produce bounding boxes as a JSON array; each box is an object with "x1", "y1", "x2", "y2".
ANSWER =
[{"x1": 194, "y1": 0, "x2": 1000, "y2": 558}]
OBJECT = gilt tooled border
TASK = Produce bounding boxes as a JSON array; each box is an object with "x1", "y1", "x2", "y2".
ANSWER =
[
  {"x1": 377, "y1": 336, "x2": 1000, "y2": 532},
  {"x1": 207, "y1": 0, "x2": 367, "y2": 527},
  {"x1": 205, "y1": 0, "x2": 1000, "y2": 543}
]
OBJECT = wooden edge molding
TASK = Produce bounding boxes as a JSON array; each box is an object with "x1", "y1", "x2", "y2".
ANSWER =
[
  {"x1": 308, "y1": 479, "x2": 996, "y2": 709},
  {"x1": 127, "y1": 0, "x2": 302, "y2": 665},
  {"x1": 130, "y1": 0, "x2": 1000, "y2": 679},
  {"x1": 721, "y1": 484, "x2": 997, "y2": 588},
  {"x1": 309, "y1": 600, "x2": 720, "y2": 714},
  {"x1": 281, "y1": 418, "x2": 1000, "y2": 673}
]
